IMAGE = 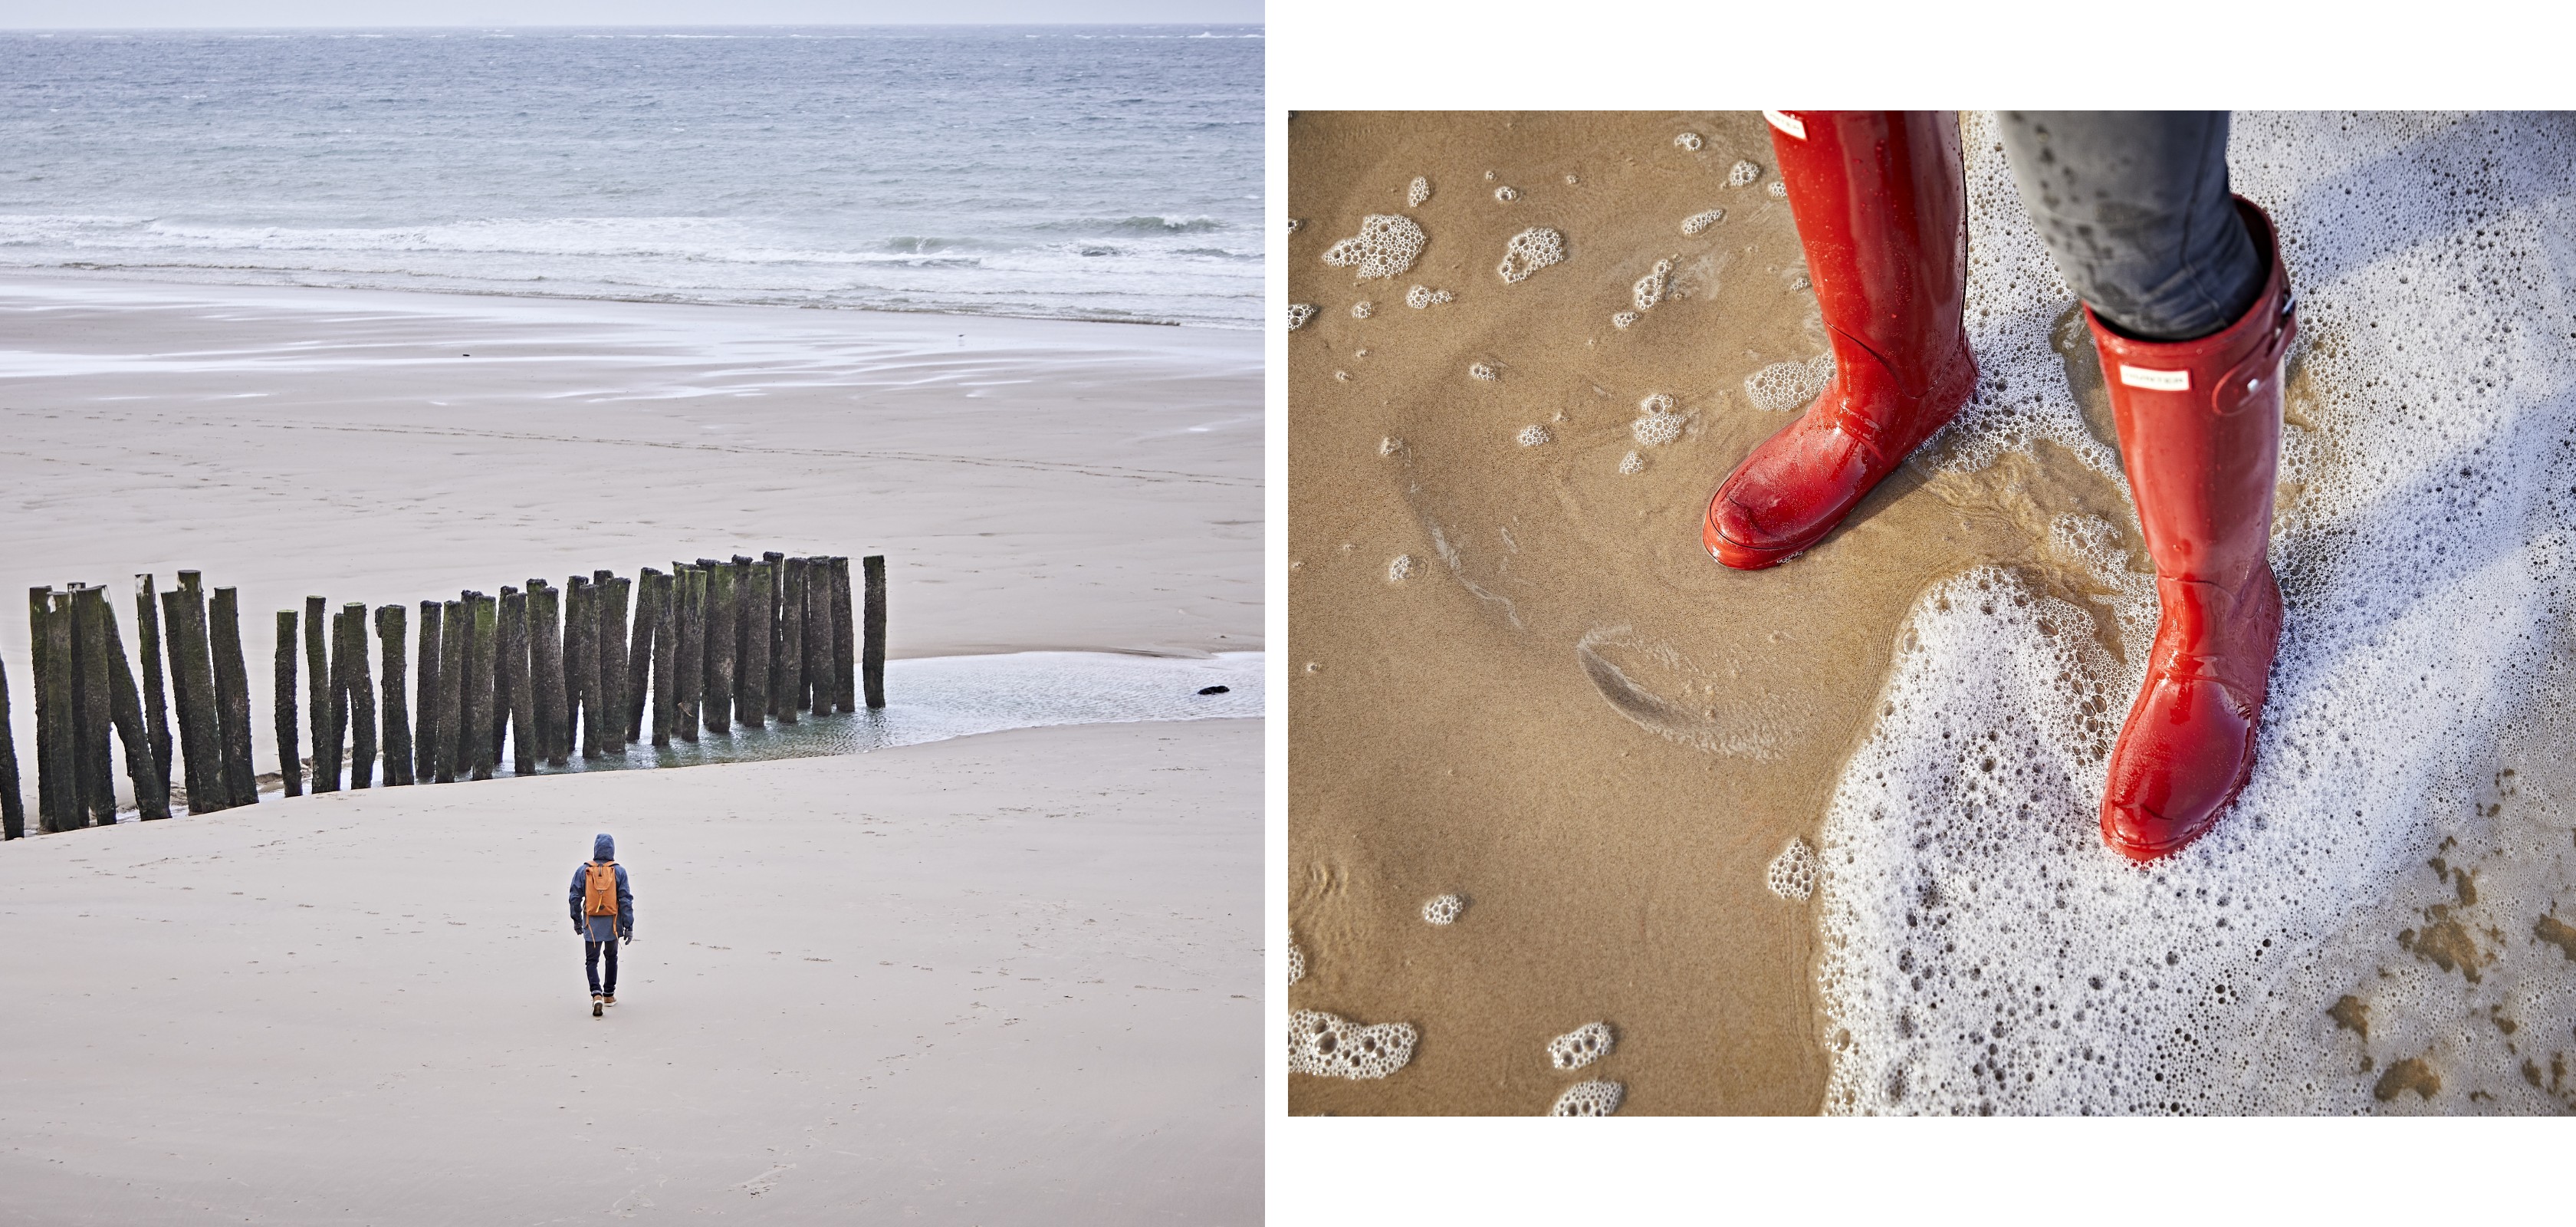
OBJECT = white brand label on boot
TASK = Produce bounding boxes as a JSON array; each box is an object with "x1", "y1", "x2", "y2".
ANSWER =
[
  {"x1": 2119, "y1": 364, "x2": 2191, "y2": 392},
  {"x1": 1763, "y1": 110, "x2": 1806, "y2": 140}
]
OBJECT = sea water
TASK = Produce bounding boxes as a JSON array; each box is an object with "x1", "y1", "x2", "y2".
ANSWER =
[{"x1": 0, "y1": 26, "x2": 1260, "y2": 327}]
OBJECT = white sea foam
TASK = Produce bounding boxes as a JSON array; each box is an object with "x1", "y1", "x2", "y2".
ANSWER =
[
  {"x1": 1421, "y1": 893, "x2": 1463, "y2": 924},
  {"x1": 1817, "y1": 111, "x2": 2576, "y2": 1115},
  {"x1": 1286, "y1": 303, "x2": 1315, "y2": 331},
  {"x1": 1405, "y1": 285, "x2": 1453, "y2": 309},
  {"x1": 1633, "y1": 259, "x2": 1672, "y2": 311},
  {"x1": 1408, "y1": 176, "x2": 1432, "y2": 207},
  {"x1": 1674, "y1": 133, "x2": 1703, "y2": 152},
  {"x1": 1746, "y1": 353, "x2": 1834, "y2": 412},
  {"x1": 1493, "y1": 186, "x2": 1518, "y2": 203},
  {"x1": 1287, "y1": 1010, "x2": 1417, "y2": 1080},
  {"x1": 1499, "y1": 229, "x2": 1564, "y2": 284},
  {"x1": 1618, "y1": 450, "x2": 1645, "y2": 475},
  {"x1": 1516, "y1": 424, "x2": 1552, "y2": 447},
  {"x1": 1682, "y1": 208, "x2": 1726, "y2": 236},
  {"x1": 1549, "y1": 1080, "x2": 1623, "y2": 1115},
  {"x1": 1547, "y1": 1022, "x2": 1615, "y2": 1070},
  {"x1": 1387, "y1": 554, "x2": 1414, "y2": 583},
  {"x1": 1728, "y1": 160, "x2": 1762, "y2": 187},
  {"x1": 1321, "y1": 214, "x2": 1427, "y2": 281},
  {"x1": 1351, "y1": 301, "x2": 1372, "y2": 320},
  {"x1": 1766, "y1": 837, "x2": 1819, "y2": 901}
]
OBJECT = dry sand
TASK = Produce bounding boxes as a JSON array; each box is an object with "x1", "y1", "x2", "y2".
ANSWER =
[
  {"x1": 0, "y1": 718, "x2": 1259, "y2": 1222},
  {"x1": 1285, "y1": 112, "x2": 2147, "y2": 1114}
]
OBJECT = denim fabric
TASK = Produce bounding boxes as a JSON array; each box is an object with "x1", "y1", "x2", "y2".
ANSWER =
[
  {"x1": 1999, "y1": 111, "x2": 2265, "y2": 341},
  {"x1": 586, "y1": 939, "x2": 619, "y2": 996}
]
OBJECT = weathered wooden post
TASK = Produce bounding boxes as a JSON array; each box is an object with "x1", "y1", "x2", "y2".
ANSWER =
[
  {"x1": 326, "y1": 607, "x2": 352, "y2": 791},
  {"x1": 467, "y1": 592, "x2": 498, "y2": 780},
  {"x1": 0, "y1": 656, "x2": 23, "y2": 838},
  {"x1": 803, "y1": 558, "x2": 833, "y2": 715},
  {"x1": 165, "y1": 574, "x2": 227, "y2": 814},
  {"x1": 649, "y1": 571, "x2": 675, "y2": 748},
  {"x1": 564, "y1": 577, "x2": 597, "y2": 760},
  {"x1": 702, "y1": 561, "x2": 734, "y2": 734},
  {"x1": 777, "y1": 558, "x2": 807, "y2": 724},
  {"x1": 376, "y1": 605, "x2": 412, "y2": 786},
  {"x1": 727, "y1": 555, "x2": 754, "y2": 721},
  {"x1": 740, "y1": 558, "x2": 773, "y2": 727},
  {"x1": 623, "y1": 574, "x2": 654, "y2": 744},
  {"x1": 97, "y1": 593, "x2": 170, "y2": 820},
  {"x1": 501, "y1": 589, "x2": 534, "y2": 776},
  {"x1": 829, "y1": 557, "x2": 856, "y2": 715},
  {"x1": 304, "y1": 596, "x2": 337, "y2": 792},
  {"x1": 435, "y1": 598, "x2": 465, "y2": 784},
  {"x1": 274, "y1": 611, "x2": 302, "y2": 797},
  {"x1": 337, "y1": 601, "x2": 375, "y2": 790},
  {"x1": 208, "y1": 587, "x2": 258, "y2": 806},
  {"x1": 675, "y1": 565, "x2": 705, "y2": 744},
  {"x1": 491, "y1": 587, "x2": 518, "y2": 769},
  {"x1": 73, "y1": 586, "x2": 116, "y2": 826},
  {"x1": 599, "y1": 574, "x2": 630, "y2": 751},
  {"x1": 863, "y1": 554, "x2": 887, "y2": 709},
  {"x1": 134, "y1": 576, "x2": 173, "y2": 802},
  {"x1": 37, "y1": 590, "x2": 77, "y2": 831},
  {"x1": 528, "y1": 580, "x2": 567, "y2": 768},
  {"x1": 414, "y1": 600, "x2": 443, "y2": 785}
]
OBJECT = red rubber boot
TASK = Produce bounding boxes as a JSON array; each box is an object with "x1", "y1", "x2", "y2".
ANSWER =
[
  {"x1": 2094, "y1": 198, "x2": 2298, "y2": 862},
  {"x1": 1704, "y1": 110, "x2": 1978, "y2": 569}
]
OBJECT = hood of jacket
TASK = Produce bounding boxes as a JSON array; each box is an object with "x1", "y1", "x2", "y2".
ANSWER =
[{"x1": 593, "y1": 833, "x2": 614, "y2": 862}]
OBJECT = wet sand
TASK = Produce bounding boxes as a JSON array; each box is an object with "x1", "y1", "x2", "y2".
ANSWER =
[{"x1": 1286, "y1": 112, "x2": 2144, "y2": 1114}]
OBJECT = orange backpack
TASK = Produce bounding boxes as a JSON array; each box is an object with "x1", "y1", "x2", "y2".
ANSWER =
[{"x1": 583, "y1": 861, "x2": 619, "y2": 917}]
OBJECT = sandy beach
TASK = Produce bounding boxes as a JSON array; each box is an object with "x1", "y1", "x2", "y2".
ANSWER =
[
  {"x1": 0, "y1": 275, "x2": 1264, "y2": 1209},
  {"x1": 1289, "y1": 111, "x2": 2576, "y2": 1114}
]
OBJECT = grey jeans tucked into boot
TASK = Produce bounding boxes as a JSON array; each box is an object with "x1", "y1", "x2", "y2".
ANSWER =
[{"x1": 1999, "y1": 110, "x2": 2266, "y2": 341}]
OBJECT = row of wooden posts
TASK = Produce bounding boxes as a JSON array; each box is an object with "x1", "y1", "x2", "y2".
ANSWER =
[{"x1": 0, "y1": 553, "x2": 886, "y2": 840}]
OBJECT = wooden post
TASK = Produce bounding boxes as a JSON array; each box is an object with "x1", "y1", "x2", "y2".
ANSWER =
[
  {"x1": 327, "y1": 607, "x2": 352, "y2": 790},
  {"x1": 528, "y1": 581, "x2": 567, "y2": 768},
  {"x1": 376, "y1": 605, "x2": 412, "y2": 786},
  {"x1": 304, "y1": 596, "x2": 336, "y2": 792},
  {"x1": 565, "y1": 577, "x2": 597, "y2": 760},
  {"x1": 830, "y1": 557, "x2": 856, "y2": 715},
  {"x1": 0, "y1": 656, "x2": 23, "y2": 838},
  {"x1": 777, "y1": 558, "x2": 807, "y2": 724},
  {"x1": 436, "y1": 598, "x2": 465, "y2": 783},
  {"x1": 134, "y1": 576, "x2": 173, "y2": 804},
  {"x1": 501, "y1": 589, "x2": 534, "y2": 776},
  {"x1": 491, "y1": 587, "x2": 517, "y2": 770},
  {"x1": 165, "y1": 574, "x2": 227, "y2": 814},
  {"x1": 414, "y1": 601, "x2": 443, "y2": 785},
  {"x1": 627, "y1": 570, "x2": 660, "y2": 744},
  {"x1": 763, "y1": 552, "x2": 787, "y2": 720},
  {"x1": 599, "y1": 574, "x2": 630, "y2": 750},
  {"x1": 649, "y1": 571, "x2": 675, "y2": 748},
  {"x1": 803, "y1": 558, "x2": 833, "y2": 715},
  {"x1": 206, "y1": 587, "x2": 258, "y2": 807},
  {"x1": 468, "y1": 592, "x2": 498, "y2": 780},
  {"x1": 727, "y1": 555, "x2": 753, "y2": 722},
  {"x1": 73, "y1": 586, "x2": 115, "y2": 826},
  {"x1": 337, "y1": 601, "x2": 374, "y2": 791},
  {"x1": 740, "y1": 558, "x2": 773, "y2": 727},
  {"x1": 863, "y1": 554, "x2": 887, "y2": 709},
  {"x1": 702, "y1": 561, "x2": 734, "y2": 734},
  {"x1": 274, "y1": 611, "x2": 302, "y2": 797},
  {"x1": 675, "y1": 565, "x2": 704, "y2": 744},
  {"x1": 38, "y1": 590, "x2": 77, "y2": 831},
  {"x1": 97, "y1": 590, "x2": 170, "y2": 820}
]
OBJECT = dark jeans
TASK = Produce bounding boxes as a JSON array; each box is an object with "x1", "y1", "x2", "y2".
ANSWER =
[
  {"x1": 1999, "y1": 111, "x2": 2265, "y2": 341},
  {"x1": 586, "y1": 939, "x2": 619, "y2": 996}
]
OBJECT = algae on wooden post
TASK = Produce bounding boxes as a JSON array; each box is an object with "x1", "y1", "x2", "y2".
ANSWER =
[
  {"x1": 165, "y1": 575, "x2": 228, "y2": 814},
  {"x1": 740, "y1": 558, "x2": 773, "y2": 727},
  {"x1": 0, "y1": 656, "x2": 24, "y2": 838},
  {"x1": 565, "y1": 577, "x2": 598, "y2": 760},
  {"x1": 304, "y1": 595, "x2": 337, "y2": 792},
  {"x1": 336, "y1": 601, "x2": 375, "y2": 791},
  {"x1": 830, "y1": 556, "x2": 856, "y2": 715},
  {"x1": 134, "y1": 575, "x2": 172, "y2": 803},
  {"x1": 674, "y1": 565, "x2": 705, "y2": 744},
  {"x1": 37, "y1": 590, "x2": 77, "y2": 831},
  {"x1": 274, "y1": 610, "x2": 302, "y2": 797},
  {"x1": 465, "y1": 592, "x2": 498, "y2": 780},
  {"x1": 97, "y1": 591, "x2": 171, "y2": 820},
  {"x1": 501, "y1": 589, "x2": 535, "y2": 776},
  {"x1": 376, "y1": 605, "x2": 412, "y2": 786},
  {"x1": 436, "y1": 598, "x2": 465, "y2": 784},
  {"x1": 72, "y1": 587, "x2": 117, "y2": 827},
  {"x1": 528, "y1": 581, "x2": 567, "y2": 767},
  {"x1": 702, "y1": 561, "x2": 735, "y2": 734},
  {"x1": 414, "y1": 601, "x2": 443, "y2": 785},
  {"x1": 863, "y1": 554, "x2": 888, "y2": 709},
  {"x1": 649, "y1": 571, "x2": 676, "y2": 748}
]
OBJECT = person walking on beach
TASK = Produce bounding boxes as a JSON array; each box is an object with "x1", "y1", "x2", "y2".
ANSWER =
[
  {"x1": 1706, "y1": 111, "x2": 2294, "y2": 864},
  {"x1": 570, "y1": 833, "x2": 634, "y2": 1016}
]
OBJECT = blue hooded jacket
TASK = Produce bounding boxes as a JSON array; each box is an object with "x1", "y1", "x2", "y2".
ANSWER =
[{"x1": 570, "y1": 833, "x2": 632, "y2": 941}]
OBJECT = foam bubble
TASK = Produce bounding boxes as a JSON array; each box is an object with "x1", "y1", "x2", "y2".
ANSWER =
[
  {"x1": 1682, "y1": 208, "x2": 1726, "y2": 235},
  {"x1": 1631, "y1": 404, "x2": 1685, "y2": 446},
  {"x1": 1746, "y1": 353, "x2": 1834, "y2": 412},
  {"x1": 1408, "y1": 176, "x2": 1432, "y2": 207},
  {"x1": 1332, "y1": 370, "x2": 1350, "y2": 382},
  {"x1": 1321, "y1": 213, "x2": 1428, "y2": 280},
  {"x1": 1287, "y1": 940, "x2": 1306, "y2": 985},
  {"x1": 1379, "y1": 436, "x2": 1403, "y2": 457},
  {"x1": 1633, "y1": 259, "x2": 1672, "y2": 311},
  {"x1": 1286, "y1": 218, "x2": 1303, "y2": 234},
  {"x1": 1727, "y1": 160, "x2": 1761, "y2": 187},
  {"x1": 1619, "y1": 451, "x2": 1645, "y2": 475},
  {"x1": 1494, "y1": 186, "x2": 1518, "y2": 202},
  {"x1": 1406, "y1": 285, "x2": 1454, "y2": 309},
  {"x1": 1766, "y1": 837, "x2": 1818, "y2": 901},
  {"x1": 1469, "y1": 362, "x2": 1498, "y2": 381},
  {"x1": 1767, "y1": 180, "x2": 1787, "y2": 198},
  {"x1": 1548, "y1": 1022, "x2": 1615, "y2": 1070},
  {"x1": 1421, "y1": 893, "x2": 1463, "y2": 924},
  {"x1": 1387, "y1": 554, "x2": 1414, "y2": 583},
  {"x1": 1516, "y1": 424, "x2": 1551, "y2": 447},
  {"x1": 1612, "y1": 311, "x2": 1638, "y2": 329},
  {"x1": 1351, "y1": 301, "x2": 1372, "y2": 319},
  {"x1": 1285, "y1": 303, "x2": 1315, "y2": 331},
  {"x1": 1498, "y1": 228, "x2": 1564, "y2": 283},
  {"x1": 1287, "y1": 1010, "x2": 1418, "y2": 1080},
  {"x1": 1674, "y1": 132, "x2": 1704, "y2": 152},
  {"x1": 1549, "y1": 1080, "x2": 1624, "y2": 1116}
]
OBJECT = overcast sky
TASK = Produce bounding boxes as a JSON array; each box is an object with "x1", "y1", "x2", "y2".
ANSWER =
[{"x1": 3, "y1": 1, "x2": 1260, "y2": 27}]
